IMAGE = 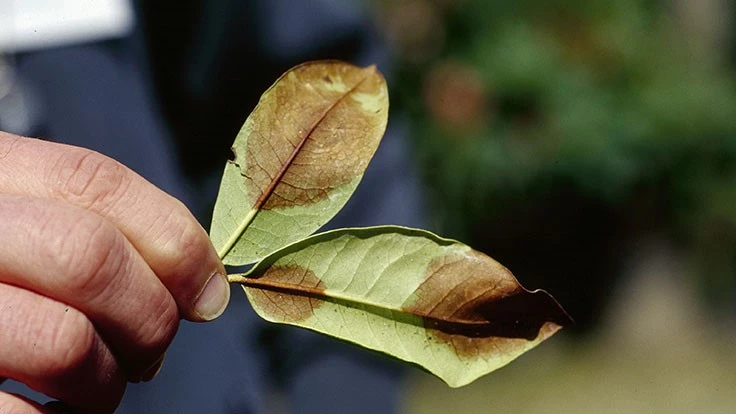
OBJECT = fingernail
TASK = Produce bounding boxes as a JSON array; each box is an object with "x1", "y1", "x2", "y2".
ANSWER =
[
  {"x1": 142, "y1": 353, "x2": 166, "y2": 382},
  {"x1": 194, "y1": 271, "x2": 230, "y2": 321}
]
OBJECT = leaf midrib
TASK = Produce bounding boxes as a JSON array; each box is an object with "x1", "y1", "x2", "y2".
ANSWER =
[{"x1": 232, "y1": 273, "x2": 537, "y2": 333}]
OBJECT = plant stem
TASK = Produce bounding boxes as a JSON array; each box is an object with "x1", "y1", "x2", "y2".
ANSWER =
[{"x1": 227, "y1": 274, "x2": 248, "y2": 284}]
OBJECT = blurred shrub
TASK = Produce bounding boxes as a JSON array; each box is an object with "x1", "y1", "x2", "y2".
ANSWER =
[{"x1": 376, "y1": 0, "x2": 736, "y2": 327}]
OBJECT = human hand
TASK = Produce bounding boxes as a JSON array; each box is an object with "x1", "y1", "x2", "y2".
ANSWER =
[{"x1": 0, "y1": 131, "x2": 230, "y2": 413}]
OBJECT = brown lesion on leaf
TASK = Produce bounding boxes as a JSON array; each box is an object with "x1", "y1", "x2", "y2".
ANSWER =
[
  {"x1": 244, "y1": 265, "x2": 326, "y2": 323},
  {"x1": 240, "y1": 62, "x2": 388, "y2": 211},
  {"x1": 433, "y1": 321, "x2": 563, "y2": 360},
  {"x1": 404, "y1": 250, "x2": 571, "y2": 358}
]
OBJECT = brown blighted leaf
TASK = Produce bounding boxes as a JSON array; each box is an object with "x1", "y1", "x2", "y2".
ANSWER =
[
  {"x1": 210, "y1": 61, "x2": 389, "y2": 265},
  {"x1": 231, "y1": 226, "x2": 572, "y2": 387}
]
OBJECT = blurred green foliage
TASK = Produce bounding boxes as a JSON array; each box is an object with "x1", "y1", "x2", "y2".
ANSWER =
[{"x1": 379, "y1": 0, "x2": 736, "y2": 313}]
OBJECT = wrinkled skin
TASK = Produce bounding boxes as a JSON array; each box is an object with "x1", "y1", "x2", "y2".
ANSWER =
[{"x1": 0, "y1": 131, "x2": 230, "y2": 413}]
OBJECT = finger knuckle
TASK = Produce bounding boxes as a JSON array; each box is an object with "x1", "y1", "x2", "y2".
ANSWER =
[
  {"x1": 53, "y1": 215, "x2": 126, "y2": 303},
  {"x1": 35, "y1": 307, "x2": 125, "y2": 412},
  {"x1": 49, "y1": 149, "x2": 131, "y2": 214},
  {"x1": 153, "y1": 205, "x2": 208, "y2": 279},
  {"x1": 42, "y1": 308, "x2": 98, "y2": 379},
  {"x1": 137, "y1": 295, "x2": 179, "y2": 354}
]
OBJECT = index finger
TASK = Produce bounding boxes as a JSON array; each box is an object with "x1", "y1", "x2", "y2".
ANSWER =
[{"x1": 0, "y1": 132, "x2": 229, "y2": 321}]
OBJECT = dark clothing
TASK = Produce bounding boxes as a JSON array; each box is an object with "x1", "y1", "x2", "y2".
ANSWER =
[{"x1": 1, "y1": 3, "x2": 424, "y2": 412}]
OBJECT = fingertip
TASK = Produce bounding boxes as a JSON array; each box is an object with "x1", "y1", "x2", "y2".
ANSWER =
[
  {"x1": 191, "y1": 270, "x2": 230, "y2": 322},
  {"x1": 141, "y1": 352, "x2": 166, "y2": 383}
]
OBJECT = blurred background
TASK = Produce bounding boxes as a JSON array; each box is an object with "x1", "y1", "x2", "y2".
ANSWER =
[
  {"x1": 2, "y1": 0, "x2": 736, "y2": 412},
  {"x1": 375, "y1": 0, "x2": 736, "y2": 412}
]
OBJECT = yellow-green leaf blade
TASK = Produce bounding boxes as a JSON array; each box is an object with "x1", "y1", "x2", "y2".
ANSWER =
[
  {"x1": 210, "y1": 61, "x2": 389, "y2": 265},
  {"x1": 236, "y1": 226, "x2": 572, "y2": 387}
]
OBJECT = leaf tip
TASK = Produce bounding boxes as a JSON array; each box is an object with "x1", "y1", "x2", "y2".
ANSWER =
[{"x1": 527, "y1": 288, "x2": 574, "y2": 328}]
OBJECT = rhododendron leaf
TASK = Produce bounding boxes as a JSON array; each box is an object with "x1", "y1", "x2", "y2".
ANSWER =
[{"x1": 231, "y1": 226, "x2": 571, "y2": 387}]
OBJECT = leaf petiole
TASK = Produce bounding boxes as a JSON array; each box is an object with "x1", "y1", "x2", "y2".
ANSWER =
[{"x1": 227, "y1": 274, "x2": 248, "y2": 284}]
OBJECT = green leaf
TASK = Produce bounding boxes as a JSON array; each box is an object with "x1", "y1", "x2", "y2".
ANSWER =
[
  {"x1": 210, "y1": 61, "x2": 389, "y2": 265},
  {"x1": 231, "y1": 226, "x2": 572, "y2": 387}
]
